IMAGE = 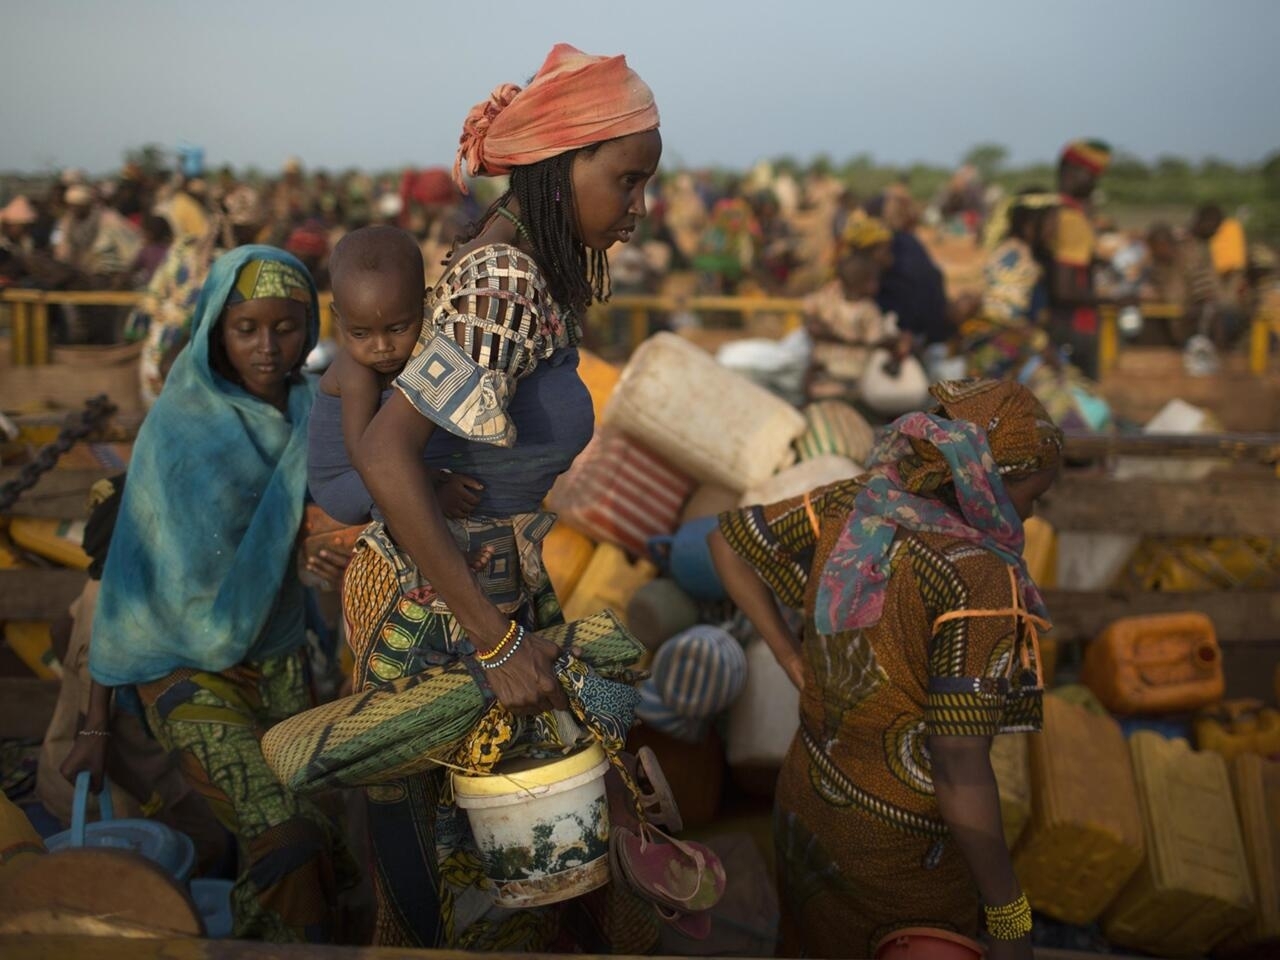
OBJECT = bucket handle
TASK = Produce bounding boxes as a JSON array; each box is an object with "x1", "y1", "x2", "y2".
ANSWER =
[
  {"x1": 647, "y1": 535, "x2": 674, "y2": 571},
  {"x1": 71, "y1": 770, "x2": 115, "y2": 847}
]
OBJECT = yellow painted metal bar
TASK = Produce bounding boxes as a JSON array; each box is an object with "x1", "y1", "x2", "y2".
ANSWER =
[
  {"x1": 10, "y1": 299, "x2": 30, "y2": 366},
  {"x1": 1, "y1": 289, "x2": 44, "y2": 303},
  {"x1": 1138, "y1": 303, "x2": 1184, "y2": 320},
  {"x1": 31, "y1": 301, "x2": 50, "y2": 366},
  {"x1": 605, "y1": 293, "x2": 807, "y2": 316},
  {"x1": 1098, "y1": 305, "x2": 1119, "y2": 378},
  {"x1": 318, "y1": 292, "x2": 335, "y2": 341},
  {"x1": 38, "y1": 290, "x2": 142, "y2": 307},
  {"x1": 629, "y1": 307, "x2": 648, "y2": 351},
  {"x1": 0, "y1": 287, "x2": 1272, "y2": 377},
  {"x1": 1250, "y1": 313, "x2": 1270, "y2": 376}
]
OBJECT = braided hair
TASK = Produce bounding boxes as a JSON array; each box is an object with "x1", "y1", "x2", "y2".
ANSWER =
[{"x1": 464, "y1": 146, "x2": 611, "y2": 318}]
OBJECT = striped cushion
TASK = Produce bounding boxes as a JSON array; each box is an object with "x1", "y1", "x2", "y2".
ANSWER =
[
  {"x1": 636, "y1": 679, "x2": 709, "y2": 743},
  {"x1": 547, "y1": 428, "x2": 693, "y2": 559},
  {"x1": 652, "y1": 625, "x2": 748, "y2": 719},
  {"x1": 794, "y1": 400, "x2": 876, "y2": 464}
]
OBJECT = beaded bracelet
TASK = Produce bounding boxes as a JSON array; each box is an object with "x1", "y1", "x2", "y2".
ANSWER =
[
  {"x1": 475, "y1": 620, "x2": 519, "y2": 662},
  {"x1": 984, "y1": 892, "x2": 1033, "y2": 940},
  {"x1": 479, "y1": 627, "x2": 524, "y2": 670},
  {"x1": 76, "y1": 729, "x2": 112, "y2": 738}
]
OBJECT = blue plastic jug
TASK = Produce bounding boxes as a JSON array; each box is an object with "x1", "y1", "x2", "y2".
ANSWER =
[
  {"x1": 190, "y1": 878, "x2": 235, "y2": 939},
  {"x1": 647, "y1": 515, "x2": 726, "y2": 601},
  {"x1": 45, "y1": 772, "x2": 196, "y2": 885}
]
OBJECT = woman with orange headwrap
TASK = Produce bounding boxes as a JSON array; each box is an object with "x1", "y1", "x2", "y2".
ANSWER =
[
  {"x1": 711, "y1": 379, "x2": 1061, "y2": 959},
  {"x1": 336, "y1": 45, "x2": 663, "y2": 950}
]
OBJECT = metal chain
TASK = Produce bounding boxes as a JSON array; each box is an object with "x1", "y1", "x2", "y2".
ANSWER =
[{"x1": 0, "y1": 395, "x2": 118, "y2": 513}]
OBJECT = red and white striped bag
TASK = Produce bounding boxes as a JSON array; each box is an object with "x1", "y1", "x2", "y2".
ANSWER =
[{"x1": 547, "y1": 428, "x2": 694, "y2": 559}]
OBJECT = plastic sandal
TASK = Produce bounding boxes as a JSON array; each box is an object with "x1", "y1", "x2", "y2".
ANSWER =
[
  {"x1": 633, "y1": 746, "x2": 684, "y2": 833},
  {"x1": 609, "y1": 827, "x2": 713, "y2": 941},
  {"x1": 656, "y1": 902, "x2": 713, "y2": 940},
  {"x1": 614, "y1": 823, "x2": 726, "y2": 914}
]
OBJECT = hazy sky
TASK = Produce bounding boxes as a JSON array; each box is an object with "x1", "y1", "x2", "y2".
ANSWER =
[{"x1": 4, "y1": 0, "x2": 1278, "y2": 175}]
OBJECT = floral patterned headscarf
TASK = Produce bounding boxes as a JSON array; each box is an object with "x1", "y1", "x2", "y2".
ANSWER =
[{"x1": 813, "y1": 379, "x2": 1062, "y2": 636}]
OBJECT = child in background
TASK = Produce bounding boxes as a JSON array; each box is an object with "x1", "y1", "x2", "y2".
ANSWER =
[
  {"x1": 803, "y1": 250, "x2": 905, "y2": 403},
  {"x1": 309, "y1": 225, "x2": 481, "y2": 527}
]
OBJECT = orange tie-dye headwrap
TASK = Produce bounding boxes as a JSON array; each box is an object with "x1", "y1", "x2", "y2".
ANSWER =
[{"x1": 452, "y1": 43, "x2": 660, "y2": 194}]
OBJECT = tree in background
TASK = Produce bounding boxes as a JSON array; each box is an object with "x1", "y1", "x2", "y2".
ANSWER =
[
  {"x1": 1252, "y1": 151, "x2": 1280, "y2": 244},
  {"x1": 123, "y1": 143, "x2": 169, "y2": 179},
  {"x1": 962, "y1": 143, "x2": 1009, "y2": 181}
]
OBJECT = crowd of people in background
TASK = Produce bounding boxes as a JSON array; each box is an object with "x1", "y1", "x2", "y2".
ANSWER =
[{"x1": 1, "y1": 148, "x2": 1275, "y2": 377}]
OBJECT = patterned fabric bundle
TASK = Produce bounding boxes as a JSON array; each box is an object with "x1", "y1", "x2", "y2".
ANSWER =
[
  {"x1": 546, "y1": 428, "x2": 693, "y2": 558},
  {"x1": 1018, "y1": 356, "x2": 1112, "y2": 432},
  {"x1": 794, "y1": 400, "x2": 877, "y2": 465},
  {"x1": 261, "y1": 610, "x2": 645, "y2": 794}
]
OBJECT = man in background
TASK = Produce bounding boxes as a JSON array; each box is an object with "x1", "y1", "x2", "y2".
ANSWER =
[{"x1": 1048, "y1": 139, "x2": 1112, "y2": 378}]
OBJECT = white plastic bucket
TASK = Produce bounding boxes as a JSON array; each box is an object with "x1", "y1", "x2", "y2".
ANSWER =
[{"x1": 453, "y1": 744, "x2": 611, "y2": 908}]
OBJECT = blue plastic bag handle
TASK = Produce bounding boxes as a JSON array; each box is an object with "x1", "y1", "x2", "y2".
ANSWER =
[{"x1": 71, "y1": 770, "x2": 115, "y2": 847}]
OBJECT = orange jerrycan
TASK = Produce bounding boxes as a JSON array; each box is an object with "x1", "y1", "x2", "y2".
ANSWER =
[{"x1": 1081, "y1": 612, "x2": 1223, "y2": 715}]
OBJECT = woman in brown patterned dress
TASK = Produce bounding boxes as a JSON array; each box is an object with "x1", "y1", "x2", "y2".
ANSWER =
[{"x1": 710, "y1": 379, "x2": 1062, "y2": 959}]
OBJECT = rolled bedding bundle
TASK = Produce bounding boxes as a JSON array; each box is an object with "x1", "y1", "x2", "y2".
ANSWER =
[{"x1": 262, "y1": 610, "x2": 646, "y2": 794}]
